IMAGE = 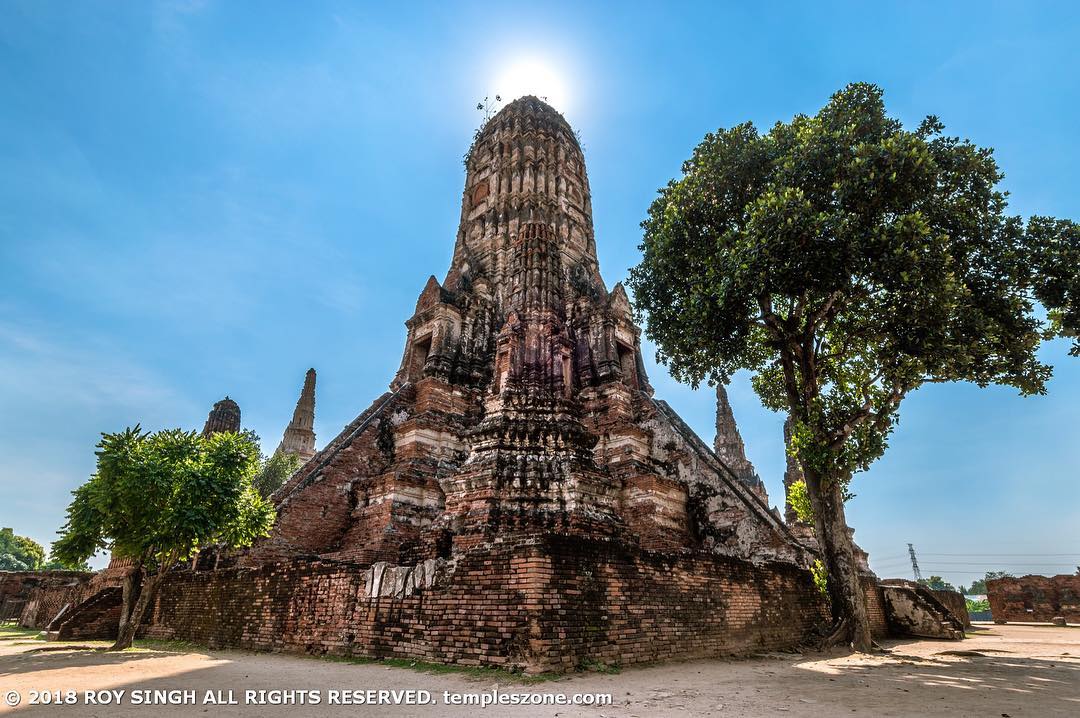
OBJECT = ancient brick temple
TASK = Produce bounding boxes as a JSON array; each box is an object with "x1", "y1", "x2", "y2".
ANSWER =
[
  {"x1": 45, "y1": 96, "x2": 891, "y2": 670},
  {"x1": 249, "y1": 97, "x2": 808, "y2": 569}
]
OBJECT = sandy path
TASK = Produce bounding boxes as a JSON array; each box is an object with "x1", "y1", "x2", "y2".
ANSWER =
[{"x1": 1, "y1": 624, "x2": 1077, "y2": 717}]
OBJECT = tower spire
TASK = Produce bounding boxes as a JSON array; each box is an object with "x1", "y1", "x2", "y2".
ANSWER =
[
  {"x1": 445, "y1": 96, "x2": 604, "y2": 308},
  {"x1": 713, "y1": 384, "x2": 765, "y2": 497},
  {"x1": 278, "y1": 368, "x2": 316, "y2": 460},
  {"x1": 202, "y1": 396, "x2": 241, "y2": 437}
]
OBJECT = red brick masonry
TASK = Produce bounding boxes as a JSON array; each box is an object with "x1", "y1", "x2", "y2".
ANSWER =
[
  {"x1": 143, "y1": 535, "x2": 828, "y2": 673},
  {"x1": 987, "y1": 575, "x2": 1080, "y2": 623},
  {"x1": 0, "y1": 570, "x2": 94, "y2": 628}
]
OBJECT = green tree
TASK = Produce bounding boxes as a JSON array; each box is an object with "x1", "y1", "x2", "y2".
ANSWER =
[
  {"x1": 243, "y1": 430, "x2": 302, "y2": 499},
  {"x1": 963, "y1": 571, "x2": 1014, "y2": 595},
  {"x1": 42, "y1": 555, "x2": 91, "y2": 571},
  {"x1": 918, "y1": 575, "x2": 957, "y2": 592},
  {"x1": 1028, "y1": 218, "x2": 1080, "y2": 355},
  {"x1": 628, "y1": 83, "x2": 1067, "y2": 651},
  {"x1": 52, "y1": 426, "x2": 274, "y2": 650},
  {"x1": 0, "y1": 528, "x2": 46, "y2": 570},
  {"x1": 0, "y1": 553, "x2": 28, "y2": 571}
]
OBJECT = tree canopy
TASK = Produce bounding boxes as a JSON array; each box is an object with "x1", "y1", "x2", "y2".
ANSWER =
[
  {"x1": 1, "y1": 527, "x2": 89, "y2": 571},
  {"x1": 918, "y1": 575, "x2": 957, "y2": 593},
  {"x1": 962, "y1": 571, "x2": 1015, "y2": 595},
  {"x1": 1028, "y1": 217, "x2": 1080, "y2": 355},
  {"x1": 53, "y1": 427, "x2": 273, "y2": 570},
  {"x1": 52, "y1": 426, "x2": 274, "y2": 648},
  {"x1": 627, "y1": 82, "x2": 1074, "y2": 650},
  {"x1": 0, "y1": 527, "x2": 45, "y2": 571},
  {"x1": 241, "y1": 430, "x2": 302, "y2": 499},
  {"x1": 629, "y1": 83, "x2": 1053, "y2": 483}
]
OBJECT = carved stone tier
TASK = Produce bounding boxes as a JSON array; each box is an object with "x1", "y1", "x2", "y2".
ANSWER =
[{"x1": 243, "y1": 97, "x2": 813, "y2": 570}]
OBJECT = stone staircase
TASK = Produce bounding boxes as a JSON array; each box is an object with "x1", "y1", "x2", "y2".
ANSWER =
[
  {"x1": 880, "y1": 580, "x2": 965, "y2": 640},
  {"x1": 45, "y1": 587, "x2": 123, "y2": 641}
]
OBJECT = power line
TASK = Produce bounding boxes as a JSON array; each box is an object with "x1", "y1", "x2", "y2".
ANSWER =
[
  {"x1": 919, "y1": 570, "x2": 1069, "y2": 575},
  {"x1": 919, "y1": 561, "x2": 1078, "y2": 566},
  {"x1": 919, "y1": 553, "x2": 1080, "y2": 557}
]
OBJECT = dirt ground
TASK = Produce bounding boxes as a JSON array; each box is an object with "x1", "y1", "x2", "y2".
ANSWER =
[{"x1": 1, "y1": 624, "x2": 1078, "y2": 717}]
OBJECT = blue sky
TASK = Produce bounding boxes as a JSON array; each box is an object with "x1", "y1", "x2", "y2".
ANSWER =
[{"x1": 1, "y1": 1, "x2": 1077, "y2": 585}]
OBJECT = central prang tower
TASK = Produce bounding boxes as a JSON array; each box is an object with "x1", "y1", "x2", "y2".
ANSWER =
[
  {"x1": 401, "y1": 97, "x2": 649, "y2": 544},
  {"x1": 256, "y1": 97, "x2": 807, "y2": 569}
]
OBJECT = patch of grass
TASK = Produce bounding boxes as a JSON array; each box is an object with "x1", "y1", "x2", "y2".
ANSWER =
[
  {"x1": 133, "y1": 638, "x2": 210, "y2": 654},
  {"x1": 0, "y1": 625, "x2": 43, "y2": 641},
  {"x1": 577, "y1": 657, "x2": 621, "y2": 674}
]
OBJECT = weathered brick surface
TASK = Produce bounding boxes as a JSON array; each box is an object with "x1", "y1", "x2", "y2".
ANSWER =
[
  {"x1": 862, "y1": 578, "x2": 889, "y2": 639},
  {"x1": 931, "y1": 589, "x2": 971, "y2": 628},
  {"x1": 145, "y1": 536, "x2": 827, "y2": 672},
  {"x1": 1, "y1": 571, "x2": 89, "y2": 606},
  {"x1": 57, "y1": 588, "x2": 123, "y2": 640},
  {"x1": 0, "y1": 571, "x2": 95, "y2": 628},
  {"x1": 988, "y1": 575, "x2": 1080, "y2": 623}
]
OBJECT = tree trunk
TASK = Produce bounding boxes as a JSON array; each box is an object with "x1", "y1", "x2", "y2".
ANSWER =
[
  {"x1": 803, "y1": 466, "x2": 873, "y2": 652},
  {"x1": 109, "y1": 570, "x2": 163, "y2": 651},
  {"x1": 115, "y1": 560, "x2": 143, "y2": 644}
]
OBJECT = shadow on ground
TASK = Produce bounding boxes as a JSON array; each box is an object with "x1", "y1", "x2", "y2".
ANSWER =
[{"x1": 0, "y1": 640, "x2": 199, "y2": 678}]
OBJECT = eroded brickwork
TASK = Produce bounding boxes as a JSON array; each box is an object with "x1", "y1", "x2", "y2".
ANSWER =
[
  {"x1": 863, "y1": 579, "x2": 889, "y2": 639},
  {"x1": 202, "y1": 397, "x2": 240, "y2": 437},
  {"x1": 12, "y1": 559, "x2": 134, "y2": 630},
  {"x1": 714, "y1": 384, "x2": 766, "y2": 498},
  {"x1": 0, "y1": 571, "x2": 93, "y2": 628},
  {"x1": 988, "y1": 575, "x2": 1080, "y2": 623},
  {"x1": 146, "y1": 536, "x2": 827, "y2": 672}
]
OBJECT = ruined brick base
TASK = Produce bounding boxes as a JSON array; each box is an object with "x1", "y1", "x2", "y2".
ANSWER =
[
  {"x1": 0, "y1": 570, "x2": 94, "y2": 628},
  {"x1": 142, "y1": 535, "x2": 828, "y2": 673},
  {"x1": 988, "y1": 575, "x2": 1080, "y2": 624}
]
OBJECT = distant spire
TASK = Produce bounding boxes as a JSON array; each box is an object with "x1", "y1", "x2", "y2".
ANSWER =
[
  {"x1": 277, "y1": 368, "x2": 316, "y2": 460},
  {"x1": 202, "y1": 396, "x2": 241, "y2": 437},
  {"x1": 713, "y1": 384, "x2": 765, "y2": 497}
]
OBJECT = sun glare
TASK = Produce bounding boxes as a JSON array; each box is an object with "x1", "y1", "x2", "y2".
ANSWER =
[{"x1": 495, "y1": 58, "x2": 570, "y2": 113}]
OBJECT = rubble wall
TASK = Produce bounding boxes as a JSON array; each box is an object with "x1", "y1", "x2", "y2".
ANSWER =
[
  {"x1": 988, "y1": 575, "x2": 1080, "y2": 623},
  {"x1": 0, "y1": 571, "x2": 95, "y2": 629},
  {"x1": 144, "y1": 536, "x2": 828, "y2": 672}
]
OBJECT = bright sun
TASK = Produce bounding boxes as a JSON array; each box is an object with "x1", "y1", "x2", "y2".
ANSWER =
[{"x1": 495, "y1": 58, "x2": 570, "y2": 113}]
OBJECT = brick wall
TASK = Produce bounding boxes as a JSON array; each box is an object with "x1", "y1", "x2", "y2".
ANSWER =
[
  {"x1": 987, "y1": 575, "x2": 1080, "y2": 623},
  {"x1": 0, "y1": 571, "x2": 92, "y2": 604},
  {"x1": 0, "y1": 571, "x2": 95, "y2": 629},
  {"x1": 144, "y1": 535, "x2": 828, "y2": 673},
  {"x1": 862, "y1": 579, "x2": 889, "y2": 639}
]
